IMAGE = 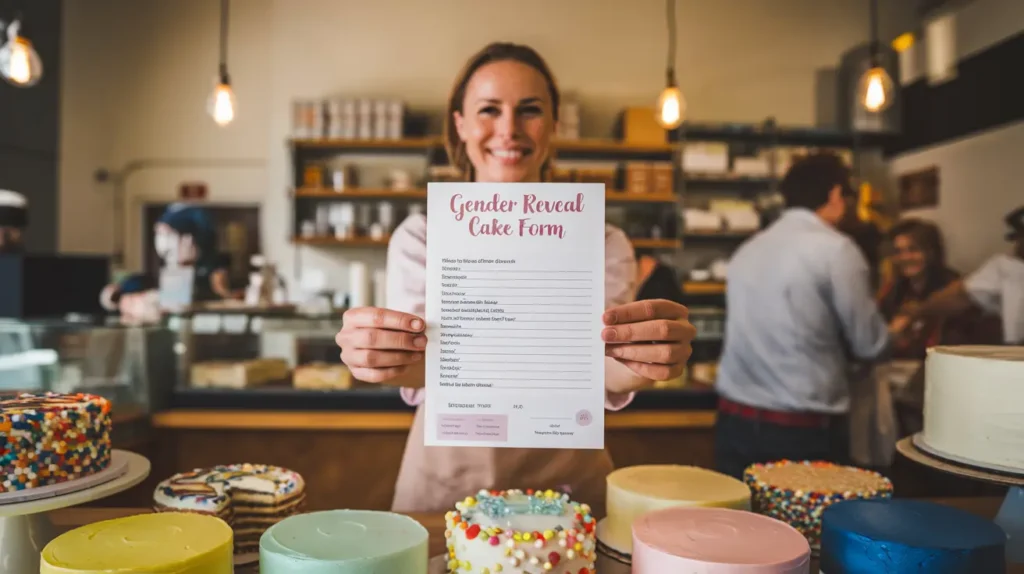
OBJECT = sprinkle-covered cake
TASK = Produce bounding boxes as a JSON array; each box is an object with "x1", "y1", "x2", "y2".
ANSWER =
[
  {"x1": 820, "y1": 499, "x2": 1006, "y2": 574},
  {"x1": 744, "y1": 460, "x2": 893, "y2": 549},
  {"x1": 41, "y1": 512, "x2": 233, "y2": 574},
  {"x1": 153, "y1": 463, "x2": 306, "y2": 553},
  {"x1": 0, "y1": 392, "x2": 112, "y2": 493},
  {"x1": 445, "y1": 489, "x2": 597, "y2": 574},
  {"x1": 260, "y1": 510, "x2": 429, "y2": 573}
]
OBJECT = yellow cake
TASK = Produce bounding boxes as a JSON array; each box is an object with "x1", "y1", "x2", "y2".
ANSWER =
[
  {"x1": 602, "y1": 465, "x2": 751, "y2": 554},
  {"x1": 40, "y1": 512, "x2": 233, "y2": 574}
]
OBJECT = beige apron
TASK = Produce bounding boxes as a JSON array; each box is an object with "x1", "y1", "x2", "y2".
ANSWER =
[{"x1": 391, "y1": 404, "x2": 614, "y2": 517}]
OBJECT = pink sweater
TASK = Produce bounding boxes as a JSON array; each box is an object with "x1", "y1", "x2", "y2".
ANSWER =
[{"x1": 386, "y1": 214, "x2": 638, "y2": 513}]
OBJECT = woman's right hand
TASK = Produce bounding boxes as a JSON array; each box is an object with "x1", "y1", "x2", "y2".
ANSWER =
[{"x1": 336, "y1": 307, "x2": 427, "y2": 384}]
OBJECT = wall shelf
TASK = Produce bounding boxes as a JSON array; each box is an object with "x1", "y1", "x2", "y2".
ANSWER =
[
  {"x1": 295, "y1": 187, "x2": 677, "y2": 204},
  {"x1": 631, "y1": 238, "x2": 681, "y2": 249},
  {"x1": 289, "y1": 136, "x2": 678, "y2": 155},
  {"x1": 682, "y1": 281, "x2": 726, "y2": 295},
  {"x1": 291, "y1": 236, "x2": 391, "y2": 247}
]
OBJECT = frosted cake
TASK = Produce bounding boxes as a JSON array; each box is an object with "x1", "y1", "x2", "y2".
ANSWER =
[
  {"x1": 153, "y1": 463, "x2": 305, "y2": 553},
  {"x1": 0, "y1": 392, "x2": 112, "y2": 493},
  {"x1": 445, "y1": 489, "x2": 597, "y2": 574}
]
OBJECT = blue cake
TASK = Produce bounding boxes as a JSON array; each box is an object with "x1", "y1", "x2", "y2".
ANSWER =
[{"x1": 820, "y1": 499, "x2": 1006, "y2": 573}]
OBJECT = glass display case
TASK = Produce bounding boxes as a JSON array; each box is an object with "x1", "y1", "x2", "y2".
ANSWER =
[
  {"x1": 165, "y1": 307, "x2": 718, "y2": 412},
  {"x1": 167, "y1": 308, "x2": 407, "y2": 411},
  {"x1": 0, "y1": 318, "x2": 177, "y2": 445}
]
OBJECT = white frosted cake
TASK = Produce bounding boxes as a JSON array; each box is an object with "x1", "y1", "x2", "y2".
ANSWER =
[
  {"x1": 601, "y1": 465, "x2": 751, "y2": 555},
  {"x1": 445, "y1": 489, "x2": 597, "y2": 574},
  {"x1": 923, "y1": 345, "x2": 1024, "y2": 471}
]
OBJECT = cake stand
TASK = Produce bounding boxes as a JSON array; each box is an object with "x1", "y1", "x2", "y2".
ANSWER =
[
  {"x1": 0, "y1": 449, "x2": 151, "y2": 574},
  {"x1": 897, "y1": 435, "x2": 1024, "y2": 563}
]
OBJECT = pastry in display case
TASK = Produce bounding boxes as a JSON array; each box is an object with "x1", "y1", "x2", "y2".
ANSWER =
[{"x1": 190, "y1": 358, "x2": 291, "y2": 389}]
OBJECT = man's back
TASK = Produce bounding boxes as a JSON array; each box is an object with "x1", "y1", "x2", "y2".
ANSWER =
[{"x1": 716, "y1": 209, "x2": 889, "y2": 414}]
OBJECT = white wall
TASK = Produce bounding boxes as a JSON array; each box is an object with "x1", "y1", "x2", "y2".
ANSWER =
[
  {"x1": 59, "y1": 0, "x2": 918, "y2": 292},
  {"x1": 889, "y1": 0, "x2": 1023, "y2": 272}
]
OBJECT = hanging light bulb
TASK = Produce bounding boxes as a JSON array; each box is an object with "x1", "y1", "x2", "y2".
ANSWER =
[
  {"x1": 207, "y1": 0, "x2": 236, "y2": 127},
  {"x1": 207, "y1": 72, "x2": 237, "y2": 126},
  {"x1": 857, "y1": 66, "x2": 894, "y2": 113},
  {"x1": 654, "y1": 0, "x2": 685, "y2": 130},
  {"x1": 656, "y1": 73, "x2": 686, "y2": 129},
  {"x1": 0, "y1": 20, "x2": 43, "y2": 87}
]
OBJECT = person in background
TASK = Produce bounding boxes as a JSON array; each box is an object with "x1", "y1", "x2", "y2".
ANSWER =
[
  {"x1": 879, "y1": 218, "x2": 1000, "y2": 354},
  {"x1": 334, "y1": 42, "x2": 697, "y2": 514},
  {"x1": 895, "y1": 205, "x2": 1024, "y2": 345},
  {"x1": 713, "y1": 152, "x2": 893, "y2": 479},
  {"x1": 101, "y1": 203, "x2": 233, "y2": 322},
  {"x1": 0, "y1": 189, "x2": 27, "y2": 254}
]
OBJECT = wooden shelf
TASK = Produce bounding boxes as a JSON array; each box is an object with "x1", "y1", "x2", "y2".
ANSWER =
[
  {"x1": 295, "y1": 187, "x2": 427, "y2": 199},
  {"x1": 606, "y1": 192, "x2": 677, "y2": 203},
  {"x1": 682, "y1": 281, "x2": 726, "y2": 295},
  {"x1": 294, "y1": 187, "x2": 674, "y2": 204},
  {"x1": 290, "y1": 136, "x2": 677, "y2": 155},
  {"x1": 682, "y1": 229, "x2": 755, "y2": 240},
  {"x1": 292, "y1": 236, "x2": 391, "y2": 247},
  {"x1": 291, "y1": 137, "x2": 441, "y2": 149},
  {"x1": 630, "y1": 238, "x2": 681, "y2": 249}
]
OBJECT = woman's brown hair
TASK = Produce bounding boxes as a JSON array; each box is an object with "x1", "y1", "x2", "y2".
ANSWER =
[{"x1": 444, "y1": 42, "x2": 560, "y2": 181}]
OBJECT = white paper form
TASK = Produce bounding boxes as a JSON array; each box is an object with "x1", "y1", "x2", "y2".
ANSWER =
[{"x1": 424, "y1": 182, "x2": 605, "y2": 449}]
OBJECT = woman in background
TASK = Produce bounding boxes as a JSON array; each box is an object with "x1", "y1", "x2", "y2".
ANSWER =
[
  {"x1": 334, "y1": 42, "x2": 696, "y2": 514},
  {"x1": 877, "y1": 218, "x2": 998, "y2": 354}
]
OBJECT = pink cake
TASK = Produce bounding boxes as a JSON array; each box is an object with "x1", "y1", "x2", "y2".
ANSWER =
[{"x1": 632, "y1": 507, "x2": 811, "y2": 574}]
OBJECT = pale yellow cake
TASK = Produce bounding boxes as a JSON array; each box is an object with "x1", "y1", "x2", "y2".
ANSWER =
[{"x1": 40, "y1": 512, "x2": 233, "y2": 574}]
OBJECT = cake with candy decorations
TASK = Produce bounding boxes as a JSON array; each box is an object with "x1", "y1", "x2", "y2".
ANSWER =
[
  {"x1": 744, "y1": 460, "x2": 893, "y2": 549},
  {"x1": 445, "y1": 488, "x2": 597, "y2": 574},
  {"x1": 0, "y1": 392, "x2": 112, "y2": 493},
  {"x1": 153, "y1": 463, "x2": 306, "y2": 553}
]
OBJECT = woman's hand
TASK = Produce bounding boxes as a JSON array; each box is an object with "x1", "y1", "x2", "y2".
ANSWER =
[
  {"x1": 602, "y1": 299, "x2": 696, "y2": 382},
  {"x1": 335, "y1": 307, "x2": 427, "y2": 384}
]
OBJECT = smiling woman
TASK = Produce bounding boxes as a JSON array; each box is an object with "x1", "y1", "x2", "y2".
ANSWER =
[{"x1": 333, "y1": 42, "x2": 697, "y2": 519}]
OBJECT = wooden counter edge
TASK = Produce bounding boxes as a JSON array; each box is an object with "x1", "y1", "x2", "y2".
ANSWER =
[{"x1": 150, "y1": 409, "x2": 717, "y2": 431}]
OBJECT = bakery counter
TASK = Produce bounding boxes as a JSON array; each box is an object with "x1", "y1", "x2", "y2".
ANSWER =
[
  {"x1": 49, "y1": 497, "x2": 1024, "y2": 573},
  {"x1": 131, "y1": 393, "x2": 719, "y2": 512},
  {"x1": 167, "y1": 386, "x2": 719, "y2": 411}
]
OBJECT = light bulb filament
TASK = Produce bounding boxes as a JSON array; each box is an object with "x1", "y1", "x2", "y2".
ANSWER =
[
  {"x1": 211, "y1": 84, "x2": 235, "y2": 126},
  {"x1": 9, "y1": 40, "x2": 31, "y2": 85}
]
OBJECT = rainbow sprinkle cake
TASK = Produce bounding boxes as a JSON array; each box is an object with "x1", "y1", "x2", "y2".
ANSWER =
[
  {"x1": 743, "y1": 460, "x2": 893, "y2": 549},
  {"x1": 0, "y1": 392, "x2": 112, "y2": 493},
  {"x1": 445, "y1": 488, "x2": 597, "y2": 574}
]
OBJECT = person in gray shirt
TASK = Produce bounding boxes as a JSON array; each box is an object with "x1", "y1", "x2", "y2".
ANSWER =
[{"x1": 714, "y1": 152, "x2": 893, "y2": 479}]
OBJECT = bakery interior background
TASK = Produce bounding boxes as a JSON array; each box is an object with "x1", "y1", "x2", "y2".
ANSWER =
[{"x1": 0, "y1": 0, "x2": 1017, "y2": 286}]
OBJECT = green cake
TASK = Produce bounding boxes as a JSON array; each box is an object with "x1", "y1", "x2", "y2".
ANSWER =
[{"x1": 259, "y1": 510, "x2": 429, "y2": 573}]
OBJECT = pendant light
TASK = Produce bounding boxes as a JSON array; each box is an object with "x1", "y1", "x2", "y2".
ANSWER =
[
  {"x1": 207, "y1": 0, "x2": 236, "y2": 126},
  {"x1": 654, "y1": 0, "x2": 685, "y2": 129},
  {"x1": 0, "y1": 18, "x2": 43, "y2": 87},
  {"x1": 857, "y1": 0, "x2": 894, "y2": 113}
]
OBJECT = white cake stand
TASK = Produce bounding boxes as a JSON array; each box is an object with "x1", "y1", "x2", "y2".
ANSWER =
[
  {"x1": 0, "y1": 450, "x2": 151, "y2": 574},
  {"x1": 897, "y1": 435, "x2": 1024, "y2": 563}
]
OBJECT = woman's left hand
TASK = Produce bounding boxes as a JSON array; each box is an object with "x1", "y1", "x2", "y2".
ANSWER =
[{"x1": 602, "y1": 299, "x2": 696, "y2": 382}]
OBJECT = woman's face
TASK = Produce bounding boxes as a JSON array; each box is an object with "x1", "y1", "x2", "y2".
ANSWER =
[
  {"x1": 892, "y1": 233, "x2": 927, "y2": 279},
  {"x1": 453, "y1": 60, "x2": 555, "y2": 183}
]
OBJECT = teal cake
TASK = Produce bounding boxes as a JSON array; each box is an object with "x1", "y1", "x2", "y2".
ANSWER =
[{"x1": 259, "y1": 510, "x2": 429, "y2": 573}]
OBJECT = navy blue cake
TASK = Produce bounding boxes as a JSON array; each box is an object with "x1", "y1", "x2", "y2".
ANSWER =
[{"x1": 820, "y1": 499, "x2": 1006, "y2": 573}]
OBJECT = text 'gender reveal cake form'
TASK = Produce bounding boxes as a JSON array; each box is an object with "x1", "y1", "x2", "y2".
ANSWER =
[
  {"x1": 602, "y1": 464, "x2": 751, "y2": 555},
  {"x1": 0, "y1": 392, "x2": 112, "y2": 493},
  {"x1": 153, "y1": 463, "x2": 306, "y2": 553},
  {"x1": 744, "y1": 460, "x2": 893, "y2": 548},
  {"x1": 820, "y1": 499, "x2": 1006, "y2": 574},
  {"x1": 446, "y1": 489, "x2": 597, "y2": 574},
  {"x1": 41, "y1": 512, "x2": 233, "y2": 574},
  {"x1": 633, "y1": 507, "x2": 811, "y2": 574},
  {"x1": 260, "y1": 509, "x2": 429, "y2": 574},
  {"x1": 922, "y1": 345, "x2": 1024, "y2": 472}
]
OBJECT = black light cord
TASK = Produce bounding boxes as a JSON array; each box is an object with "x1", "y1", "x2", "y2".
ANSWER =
[
  {"x1": 868, "y1": 0, "x2": 879, "y2": 64},
  {"x1": 665, "y1": 0, "x2": 677, "y2": 86},
  {"x1": 218, "y1": 0, "x2": 230, "y2": 84}
]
